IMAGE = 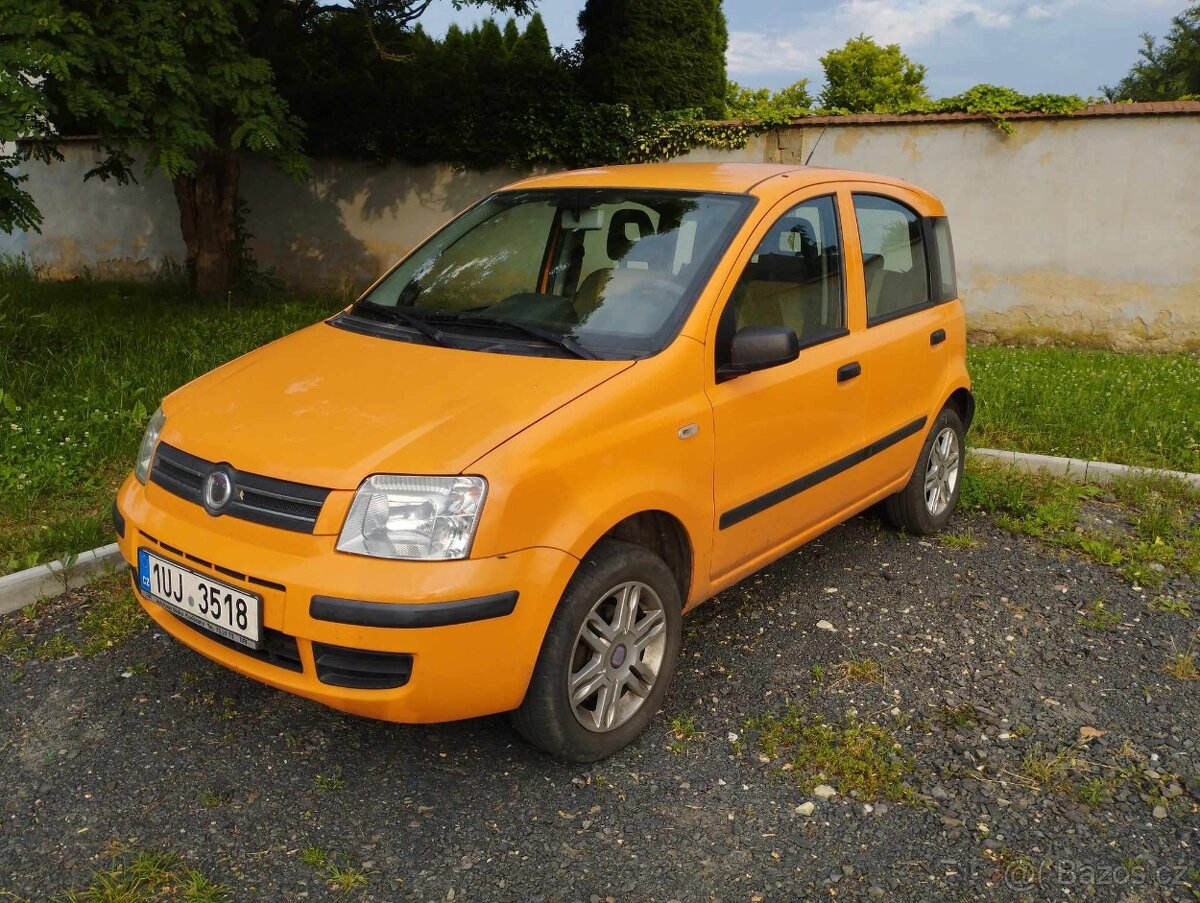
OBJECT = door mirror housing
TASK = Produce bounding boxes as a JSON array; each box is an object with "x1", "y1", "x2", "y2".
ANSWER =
[{"x1": 718, "y1": 326, "x2": 800, "y2": 380}]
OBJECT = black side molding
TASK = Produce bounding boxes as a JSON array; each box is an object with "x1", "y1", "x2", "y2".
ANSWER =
[
  {"x1": 719, "y1": 416, "x2": 928, "y2": 530},
  {"x1": 112, "y1": 501, "x2": 126, "y2": 540},
  {"x1": 310, "y1": 591, "x2": 519, "y2": 629}
]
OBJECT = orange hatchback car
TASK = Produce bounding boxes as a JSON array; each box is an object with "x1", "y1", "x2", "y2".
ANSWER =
[{"x1": 115, "y1": 163, "x2": 972, "y2": 761}]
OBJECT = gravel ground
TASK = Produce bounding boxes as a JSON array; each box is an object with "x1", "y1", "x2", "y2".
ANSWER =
[{"x1": 1, "y1": 510, "x2": 1197, "y2": 902}]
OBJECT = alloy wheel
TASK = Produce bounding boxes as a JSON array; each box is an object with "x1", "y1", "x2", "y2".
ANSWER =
[
  {"x1": 924, "y1": 426, "x2": 961, "y2": 516},
  {"x1": 567, "y1": 581, "x2": 667, "y2": 732}
]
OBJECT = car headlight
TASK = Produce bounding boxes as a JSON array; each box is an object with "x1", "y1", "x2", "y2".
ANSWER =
[
  {"x1": 135, "y1": 407, "x2": 166, "y2": 484},
  {"x1": 337, "y1": 475, "x2": 488, "y2": 560}
]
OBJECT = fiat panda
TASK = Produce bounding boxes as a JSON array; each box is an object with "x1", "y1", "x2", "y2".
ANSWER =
[{"x1": 115, "y1": 163, "x2": 972, "y2": 762}]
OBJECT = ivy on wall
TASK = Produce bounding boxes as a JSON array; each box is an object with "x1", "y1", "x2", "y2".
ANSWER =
[
  {"x1": 626, "y1": 110, "x2": 755, "y2": 163},
  {"x1": 626, "y1": 85, "x2": 1089, "y2": 163}
]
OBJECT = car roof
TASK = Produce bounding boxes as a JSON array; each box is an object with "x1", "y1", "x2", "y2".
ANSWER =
[{"x1": 502, "y1": 162, "x2": 941, "y2": 210}]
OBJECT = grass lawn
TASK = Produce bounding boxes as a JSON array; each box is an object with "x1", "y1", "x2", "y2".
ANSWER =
[
  {"x1": 2, "y1": 266, "x2": 1198, "y2": 570},
  {"x1": 1, "y1": 265, "x2": 344, "y2": 571},
  {"x1": 968, "y1": 345, "x2": 1200, "y2": 473}
]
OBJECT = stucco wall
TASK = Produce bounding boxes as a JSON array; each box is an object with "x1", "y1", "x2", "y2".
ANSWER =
[
  {"x1": 4, "y1": 110, "x2": 1199, "y2": 351},
  {"x1": 238, "y1": 159, "x2": 525, "y2": 296},
  {"x1": 1, "y1": 141, "x2": 187, "y2": 278},
  {"x1": 772, "y1": 114, "x2": 1200, "y2": 351}
]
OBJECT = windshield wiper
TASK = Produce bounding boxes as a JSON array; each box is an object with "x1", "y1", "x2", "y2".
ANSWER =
[
  {"x1": 351, "y1": 302, "x2": 454, "y2": 348},
  {"x1": 419, "y1": 312, "x2": 599, "y2": 361}
]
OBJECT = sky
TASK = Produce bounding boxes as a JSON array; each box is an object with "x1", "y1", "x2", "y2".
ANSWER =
[{"x1": 415, "y1": 0, "x2": 1186, "y2": 98}]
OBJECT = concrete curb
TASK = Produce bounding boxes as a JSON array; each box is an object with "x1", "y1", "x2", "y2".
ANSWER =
[
  {"x1": 1, "y1": 449, "x2": 1197, "y2": 617},
  {"x1": 969, "y1": 448, "x2": 1200, "y2": 489},
  {"x1": 0, "y1": 543, "x2": 124, "y2": 616}
]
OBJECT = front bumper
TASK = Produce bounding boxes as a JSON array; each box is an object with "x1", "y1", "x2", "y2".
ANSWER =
[{"x1": 115, "y1": 474, "x2": 578, "y2": 723}]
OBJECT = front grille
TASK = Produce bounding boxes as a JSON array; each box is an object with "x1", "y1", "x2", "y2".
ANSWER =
[
  {"x1": 313, "y1": 642, "x2": 414, "y2": 690},
  {"x1": 139, "y1": 530, "x2": 286, "y2": 592},
  {"x1": 150, "y1": 442, "x2": 330, "y2": 534}
]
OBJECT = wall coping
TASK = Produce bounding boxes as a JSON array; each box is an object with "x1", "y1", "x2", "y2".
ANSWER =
[
  {"x1": 700, "y1": 100, "x2": 1200, "y2": 129},
  {"x1": 770, "y1": 100, "x2": 1200, "y2": 128},
  {"x1": 24, "y1": 101, "x2": 1200, "y2": 148}
]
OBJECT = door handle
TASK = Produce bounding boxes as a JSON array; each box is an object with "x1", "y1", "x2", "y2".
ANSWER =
[
  {"x1": 930, "y1": 329, "x2": 947, "y2": 346},
  {"x1": 836, "y1": 361, "x2": 862, "y2": 382}
]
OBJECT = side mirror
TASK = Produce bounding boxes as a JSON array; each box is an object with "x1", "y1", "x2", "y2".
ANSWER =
[{"x1": 718, "y1": 326, "x2": 800, "y2": 380}]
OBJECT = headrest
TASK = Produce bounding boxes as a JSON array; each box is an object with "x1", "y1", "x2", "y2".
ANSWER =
[
  {"x1": 784, "y1": 220, "x2": 816, "y2": 254},
  {"x1": 862, "y1": 252, "x2": 885, "y2": 272},
  {"x1": 625, "y1": 231, "x2": 675, "y2": 271},
  {"x1": 764, "y1": 217, "x2": 816, "y2": 256},
  {"x1": 608, "y1": 209, "x2": 655, "y2": 260}
]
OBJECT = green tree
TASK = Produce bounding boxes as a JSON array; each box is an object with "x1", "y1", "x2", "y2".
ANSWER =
[
  {"x1": 1104, "y1": 4, "x2": 1200, "y2": 101},
  {"x1": 818, "y1": 35, "x2": 928, "y2": 113},
  {"x1": 725, "y1": 79, "x2": 813, "y2": 121},
  {"x1": 513, "y1": 10, "x2": 554, "y2": 63},
  {"x1": 0, "y1": 0, "x2": 530, "y2": 297},
  {"x1": 577, "y1": 0, "x2": 728, "y2": 117},
  {"x1": 0, "y1": 0, "x2": 307, "y2": 297},
  {"x1": 502, "y1": 17, "x2": 522, "y2": 49}
]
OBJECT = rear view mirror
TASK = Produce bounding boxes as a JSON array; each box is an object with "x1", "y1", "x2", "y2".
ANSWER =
[
  {"x1": 718, "y1": 326, "x2": 800, "y2": 381},
  {"x1": 561, "y1": 208, "x2": 605, "y2": 231}
]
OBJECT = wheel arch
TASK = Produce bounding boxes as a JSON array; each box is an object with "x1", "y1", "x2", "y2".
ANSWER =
[
  {"x1": 943, "y1": 385, "x2": 975, "y2": 434},
  {"x1": 579, "y1": 509, "x2": 694, "y2": 607}
]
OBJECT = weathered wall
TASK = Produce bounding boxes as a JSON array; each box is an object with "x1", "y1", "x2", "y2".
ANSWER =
[
  {"x1": 771, "y1": 113, "x2": 1200, "y2": 351},
  {"x1": 237, "y1": 159, "x2": 526, "y2": 296},
  {"x1": 0, "y1": 141, "x2": 187, "y2": 277},
  {"x1": 4, "y1": 107, "x2": 1199, "y2": 351}
]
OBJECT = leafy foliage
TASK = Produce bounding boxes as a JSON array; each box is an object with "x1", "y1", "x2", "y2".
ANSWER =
[
  {"x1": 0, "y1": 0, "x2": 528, "y2": 294},
  {"x1": 277, "y1": 10, "x2": 745, "y2": 169},
  {"x1": 0, "y1": 0, "x2": 308, "y2": 215},
  {"x1": 1104, "y1": 4, "x2": 1200, "y2": 101},
  {"x1": 623, "y1": 109, "x2": 753, "y2": 162},
  {"x1": 577, "y1": 0, "x2": 727, "y2": 118},
  {"x1": 725, "y1": 80, "x2": 814, "y2": 125},
  {"x1": 924, "y1": 84, "x2": 1085, "y2": 133},
  {"x1": 277, "y1": 12, "x2": 569, "y2": 167},
  {"x1": 819, "y1": 35, "x2": 928, "y2": 113}
]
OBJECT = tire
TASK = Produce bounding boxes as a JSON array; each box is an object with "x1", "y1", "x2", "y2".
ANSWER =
[
  {"x1": 512, "y1": 539, "x2": 682, "y2": 763},
  {"x1": 883, "y1": 406, "x2": 965, "y2": 535}
]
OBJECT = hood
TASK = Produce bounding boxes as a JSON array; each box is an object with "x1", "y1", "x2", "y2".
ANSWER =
[{"x1": 160, "y1": 321, "x2": 633, "y2": 488}]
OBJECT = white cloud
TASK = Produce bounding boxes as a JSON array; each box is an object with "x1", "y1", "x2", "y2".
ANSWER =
[
  {"x1": 834, "y1": 0, "x2": 1013, "y2": 46},
  {"x1": 727, "y1": 32, "x2": 823, "y2": 75},
  {"x1": 727, "y1": 0, "x2": 1024, "y2": 78},
  {"x1": 723, "y1": 0, "x2": 1184, "y2": 79}
]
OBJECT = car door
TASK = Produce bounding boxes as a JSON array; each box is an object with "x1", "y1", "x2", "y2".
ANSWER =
[
  {"x1": 706, "y1": 189, "x2": 869, "y2": 581},
  {"x1": 848, "y1": 187, "x2": 957, "y2": 486}
]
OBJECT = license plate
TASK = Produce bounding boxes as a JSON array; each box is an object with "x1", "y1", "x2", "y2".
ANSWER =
[{"x1": 137, "y1": 548, "x2": 263, "y2": 649}]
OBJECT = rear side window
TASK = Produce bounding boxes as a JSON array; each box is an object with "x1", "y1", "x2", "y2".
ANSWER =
[
  {"x1": 853, "y1": 194, "x2": 931, "y2": 325},
  {"x1": 929, "y1": 217, "x2": 957, "y2": 302}
]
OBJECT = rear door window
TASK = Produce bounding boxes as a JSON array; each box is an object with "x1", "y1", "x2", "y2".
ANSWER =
[
  {"x1": 929, "y1": 217, "x2": 957, "y2": 302},
  {"x1": 853, "y1": 194, "x2": 932, "y2": 325}
]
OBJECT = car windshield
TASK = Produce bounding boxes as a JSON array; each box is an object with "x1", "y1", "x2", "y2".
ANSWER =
[{"x1": 351, "y1": 188, "x2": 751, "y2": 359}]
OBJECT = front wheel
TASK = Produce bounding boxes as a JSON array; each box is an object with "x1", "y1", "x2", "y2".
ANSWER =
[
  {"x1": 512, "y1": 539, "x2": 682, "y2": 762},
  {"x1": 883, "y1": 407, "x2": 965, "y2": 535}
]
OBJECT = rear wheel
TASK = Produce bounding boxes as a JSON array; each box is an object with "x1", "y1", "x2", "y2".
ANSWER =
[
  {"x1": 883, "y1": 407, "x2": 965, "y2": 535},
  {"x1": 512, "y1": 539, "x2": 682, "y2": 762}
]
